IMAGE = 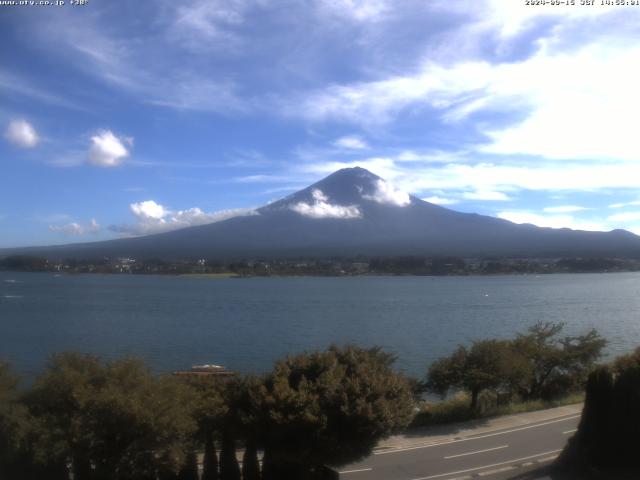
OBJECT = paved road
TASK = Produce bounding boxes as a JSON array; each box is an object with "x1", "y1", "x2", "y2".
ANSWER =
[{"x1": 337, "y1": 412, "x2": 580, "y2": 480}]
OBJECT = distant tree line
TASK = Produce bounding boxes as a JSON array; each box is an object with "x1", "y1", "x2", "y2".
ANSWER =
[
  {"x1": 2, "y1": 254, "x2": 640, "y2": 276},
  {"x1": 0, "y1": 346, "x2": 414, "y2": 480},
  {"x1": 425, "y1": 322, "x2": 607, "y2": 410}
]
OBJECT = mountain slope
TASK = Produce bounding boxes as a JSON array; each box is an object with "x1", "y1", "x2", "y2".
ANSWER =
[{"x1": 3, "y1": 167, "x2": 640, "y2": 260}]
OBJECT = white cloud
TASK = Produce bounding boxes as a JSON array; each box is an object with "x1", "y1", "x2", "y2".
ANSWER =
[
  {"x1": 130, "y1": 200, "x2": 167, "y2": 221},
  {"x1": 319, "y1": 0, "x2": 389, "y2": 21},
  {"x1": 422, "y1": 196, "x2": 458, "y2": 206},
  {"x1": 334, "y1": 135, "x2": 369, "y2": 150},
  {"x1": 608, "y1": 212, "x2": 640, "y2": 223},
  {"x1": 462, "y1": 190, "x2": 510, "y2": 201},
  {"x1": 497, "y1": 211, "x2": 607, "y2": 232},
  {"x1": 4, "y1": 119, "x2": 39, "y2": 148},
  {"x1": 543, "y1": 205, "x2": 587, "y2": 213},
  {"x1": 88, "y1": 130, "x2": 131, "y2": 167},
  {"x1": 294, "y1": 33, "x2": 640, "y2": 163},
  {"x1": 291, "y1": 189, "x2": 362, "y2": 219},
  {"x1": 111, "y1": 200, "x2": 256, "y2": 236},
  {"x1": 49, "y1": 219, "x2": 100, "y2": 236},
  {"x1": 362, "y1": 179, "x2": 411, "y2": 206},
  {"x1": 397, "y1": 150, "x2": 466, "y2": 164},
  {"x1": 395, "y1": 161, "x2": 640, "y2": 194},
  {"x1": 609, "y1": 200, "x2": 640, "y2": 209}
]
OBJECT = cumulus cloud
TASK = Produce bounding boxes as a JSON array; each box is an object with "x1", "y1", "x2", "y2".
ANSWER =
[
  {"x1": 4, "y1": 119, "x2": 39, "y2": 148},
  {"x1": 130, "y1": 200, "x2": 167, "y2": 220},
  {"x1": 49, "y1": 219, "x2": 100, "y2": 236},
  {"x1": 88, "y1": 130, "x2": 131, "y2": 167},
  {"x1": 334, "y1": 135, "x2": 369, "y2": 150},
  {"x1": 362, "y1": 179, "x2": 411, "y2": 206},
  {"x1": 291, "y1": 189, "x2": 362, "y2": 219},
  {"x1": 110, "y1": 200, "x2": 256, "y2": 236}
]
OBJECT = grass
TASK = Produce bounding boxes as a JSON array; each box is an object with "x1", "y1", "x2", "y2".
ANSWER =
[{"x1": 410, "y1": 391, "x2": 584, "y2": 428}]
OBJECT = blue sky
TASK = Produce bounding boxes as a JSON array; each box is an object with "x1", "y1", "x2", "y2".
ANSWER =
[{"x1": 2, "y1": 0, "x2": 640, "y2": 247}]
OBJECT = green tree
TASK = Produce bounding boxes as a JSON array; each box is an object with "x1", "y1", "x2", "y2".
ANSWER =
[
  {"x1": 177, "y1": 450, "x2": 199, "y2": 480},
  {"x1": 0, "y1": 362, "x2": 37, "y2": 479},
  {"x1": 242, "y1": 439, "x2": 260, "y2": 480},
  {"x1": 427, "y1": 340, "x2": 515, "y2": 410},
  {"x1": 561, "y1": 347, "x2": 640, "y2": 476},
  {"x1": 183, "y1": 376, "x2": 228, "y2": 480},
  {"x1": 201, "y1": 432, "x2": 219, "y2": 480},
  {"x1": 259, "y1": 345, "x2": 414, "y2": 478},
  {"x1": 219, "y1": 428, "x2": 241, "y2": 480},
  {"x1": 513, "y1": 322, "x2": 606, "y2": 400},
  {"x1": 26, "y1": 352, "x2": 197, "y2": 480}
]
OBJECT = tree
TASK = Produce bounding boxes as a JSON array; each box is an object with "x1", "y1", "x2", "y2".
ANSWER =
[
  {"x1": 0, "y1": 362, "x2": 37, "y2": 479},
  {"x1": 513, "y1": 322, "x2": 606, "y2": 400},
  {"x1": 26, "y1": 352, "x2": 197, "y2": 480},
  {"x1": 201, "y1": 432, "x2": 219, "y2": 480},
  {"x1": 427, "y1": 323, "x2": 607, "y2": 409},
  {"x1": 177, "y1": 450, "x2": 199, "y2": 480},
  {"x1": 561, "y1": 347, "x2": 640, "y2": 476},
  {"x1": 427, "y1": 340, "x2": 516, "y2": 410},
  {"x1": 182, "y1": 376, "x2": 227, "y2": 480},
  {"x1": 242, "y1": 439, "x2": 260, "y2": 480},
  {"x1": 259, "y1": 345, "x2": 414, "y2": 478},
  {"x1": 219, "y1": 428, "x2": 241, "y2": 480}
]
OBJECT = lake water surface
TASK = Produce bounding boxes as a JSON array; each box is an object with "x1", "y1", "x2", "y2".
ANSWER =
[{"x1": 1, "y1": 271, "x2": 639, "y2": 379}]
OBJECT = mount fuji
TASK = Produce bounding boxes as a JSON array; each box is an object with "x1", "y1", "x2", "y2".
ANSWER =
[{"x1": 4, "y1": 167, "x2": 640, "y2": 260}]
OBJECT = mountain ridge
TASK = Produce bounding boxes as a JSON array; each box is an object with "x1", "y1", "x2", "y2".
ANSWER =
[{"x1": 2, "y1": 167, "x2": 640, "y2": 260}]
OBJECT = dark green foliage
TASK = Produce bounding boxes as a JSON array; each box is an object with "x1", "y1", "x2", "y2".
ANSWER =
[
  {"x1": 0, "y1": 362, "x2": 37, "y2": 479},
  {"x1": 426, "y1": 323, "x2": 606, "y2": 409},
  {"x1": 25, "y1": 352, "x2": 197, "y2": 480},
  {"x1": 177, "y1": 450, "x2": 199, "y2": 480},
  {"x1": 561, "y1": 347, "x2": 640, "y2": 476},
  {"x1": 427, "y1": 340, "x2": 515, "y2": 410},
  {"x1": 219, "y1": 429, "x2": 241, "y2": 480},
  {"x1": 242, "y1": 440, "x2": 260, "y2": 480},
  {"x1": 0, "y1": 345, "x2": 413, "y2": 479},
  {"x1": 201, "y1": 433, "x2": 219, "y2": 480},
  {"x1": 259, "y1": 345, "x2": 414, "y2": 474},
  {"x1": 513, "y1": 322, "x2": 606, "y2": 400},
  {"x1": 260, "y1": 447, "x2": 275, "y2": 480}
]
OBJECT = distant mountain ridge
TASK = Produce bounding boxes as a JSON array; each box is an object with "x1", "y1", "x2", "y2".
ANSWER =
[{"x1": 3, "y1": 167, "x2": 640, "y2": 260}]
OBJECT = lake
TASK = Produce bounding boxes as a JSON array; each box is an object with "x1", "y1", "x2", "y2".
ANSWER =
[{"x1": 1, "y1": 271, "x2": 639, "y2": 379}]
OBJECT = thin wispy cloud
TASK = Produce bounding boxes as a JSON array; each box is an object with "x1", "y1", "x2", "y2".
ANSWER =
[
  {"x1": 334, "y1": 135, "x2": 369, "y2": 150},
  {"x1": 49, "y1": 219, "x2": 100, "y2": 236},
  {"x1": 4, "y1": 1, "x2": 640, "y2": 245}
]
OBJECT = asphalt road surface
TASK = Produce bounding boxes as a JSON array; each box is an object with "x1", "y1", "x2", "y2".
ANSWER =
[{"x1": 337, "y1": 412, "x2": 580, "y2": 480}]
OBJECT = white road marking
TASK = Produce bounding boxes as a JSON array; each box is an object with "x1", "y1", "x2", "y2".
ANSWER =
[
  {"x1": 536, "y1": 454, "x2": 559, "y2": 463},
  {"x1": 339, "y1": 468, "x2": 373, "y2": 474},
  {"x1": 409, "y1": 449, "x2": 563, "y2": 480},
  {"x1": 444, "y1": 445, "x2": 508, "y2": 459},
  {"x1": 478, "y1": 466, "x2": 515, "y2": 476},
  {"x1": 375, "y1": 415, "x2": 580, "y2": 455},
  {"x1": 562, "y1": 429, "x2": 577, "y2": 434}
]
